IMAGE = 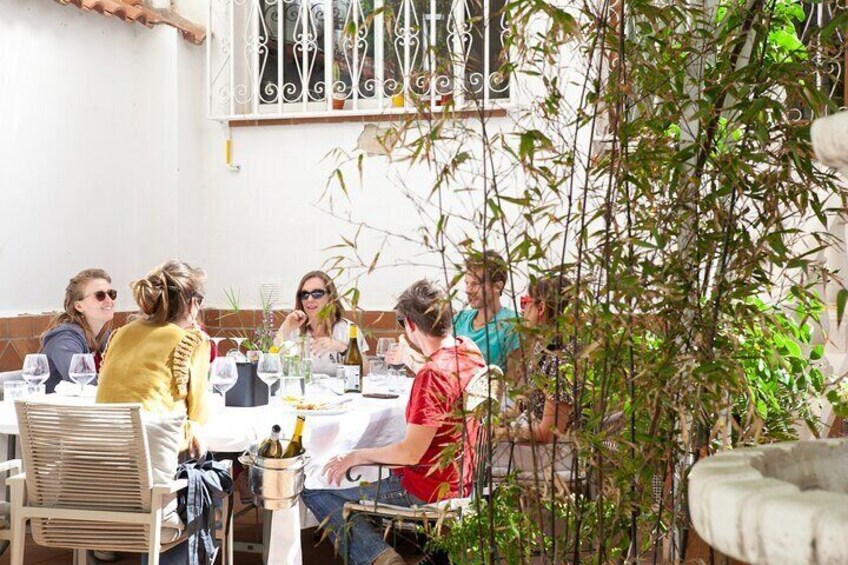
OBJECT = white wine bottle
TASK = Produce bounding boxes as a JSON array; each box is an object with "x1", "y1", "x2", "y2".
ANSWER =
[
  {"x1": 257, "y1": 424, "x2": 284, "y2": 458},
  {"x1": 342, "y1": 324, "x2": 363, "y2": 393},
  {"x1": 282, "y1": 415, "x2": 306, "y2": 458}
]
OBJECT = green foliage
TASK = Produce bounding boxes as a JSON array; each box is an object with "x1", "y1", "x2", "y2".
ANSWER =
[
  {"x1": 324, "y1": 0, "x2": 848, "y2": 560},
  {"x1": 731, "y1": 297, "x2": 826, "y2": 443},
  {"x1": 223, "y1": 287, "x2": 277, "y2": 353}
]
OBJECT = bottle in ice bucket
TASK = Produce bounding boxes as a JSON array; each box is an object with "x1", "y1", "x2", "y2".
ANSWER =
[
  {"x1": 343, "y1": 324, "x2": 363, "y2": 393},
  {"x1": 282, "y1": 415, "x2": 306, "y2": 458},
  {"x1": 258, "y1": 424, "x2": 284, "y2": 458}
]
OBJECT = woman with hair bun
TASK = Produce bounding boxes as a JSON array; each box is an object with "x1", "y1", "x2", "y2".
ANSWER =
[
  {"x1": 40, "y1": 268, "x2": 116, "y2": 393},
  {"x1": 96, "y1": 260, "x2": 211, "y2": 458}
]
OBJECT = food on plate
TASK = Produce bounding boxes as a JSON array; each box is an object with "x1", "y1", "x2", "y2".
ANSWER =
[{"x1": 281, "y1": 397, "x2": 330, "y2": 411}]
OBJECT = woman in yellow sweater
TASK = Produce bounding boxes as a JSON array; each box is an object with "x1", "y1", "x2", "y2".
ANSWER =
[{"x1": 97, "y1": 260, "x2": 211, "y2": 457}]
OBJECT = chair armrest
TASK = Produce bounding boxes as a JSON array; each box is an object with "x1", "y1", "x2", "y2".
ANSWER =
[
  {"x1": 151, "y1": 478, "x2": 188, "y2": 496},
  {"x1": 345, "y1": 462, "x2": 401, "y2": 483},
  {"x1": 0, "y1": 459, "x2": 21, "y2": 474}
]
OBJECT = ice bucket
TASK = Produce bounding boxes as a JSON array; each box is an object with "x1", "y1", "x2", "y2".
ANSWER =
[{"x1": 239, "y1": 444, "x2": 306, "y2": 510}]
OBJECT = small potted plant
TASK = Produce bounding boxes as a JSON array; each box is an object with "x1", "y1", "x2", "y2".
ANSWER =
[{"x1": 332, "y1": 62, "x2": 346, "y2": 110}]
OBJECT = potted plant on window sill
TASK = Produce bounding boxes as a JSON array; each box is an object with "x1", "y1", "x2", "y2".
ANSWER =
[{"x1": 332, "y1": 62, "x2": 346, "y2": 110}]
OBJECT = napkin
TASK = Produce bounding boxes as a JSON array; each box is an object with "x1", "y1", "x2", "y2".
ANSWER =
[{"x1": 54, "y1": 381, "x2": 98, "y2": 398}]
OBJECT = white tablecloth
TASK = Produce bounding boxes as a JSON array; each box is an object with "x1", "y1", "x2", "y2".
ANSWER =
[{"x1": 0, "y1": 382, "x2": 410, "y2": 564}]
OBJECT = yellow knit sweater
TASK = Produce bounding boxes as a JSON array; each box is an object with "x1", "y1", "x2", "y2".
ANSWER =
[{"x1": 96, "y1": 320, "x2": 211, "y2": 450}]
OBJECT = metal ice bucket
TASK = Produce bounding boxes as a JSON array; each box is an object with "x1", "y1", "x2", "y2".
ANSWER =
[{"x1": 239, "y1": 444, "x2": 306, "y2": 510}]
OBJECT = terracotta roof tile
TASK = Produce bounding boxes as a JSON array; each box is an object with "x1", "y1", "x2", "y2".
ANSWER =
[{"x1": 55, "y1": 0, "x2": 206, "y2": 45}]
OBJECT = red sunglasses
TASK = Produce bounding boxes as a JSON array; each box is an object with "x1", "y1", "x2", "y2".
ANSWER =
[{"x1": 520, "y1": 295, "x2": 535, "y2": 312}]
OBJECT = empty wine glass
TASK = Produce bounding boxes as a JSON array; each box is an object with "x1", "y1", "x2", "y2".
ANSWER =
[
  {"x1": 21, "y1": 354, "x2": 50, "y2": 387},
  {"x1": 256, "y1": 352, "x2": 282, "y2": 400},
  {"x1": 228, "y1": 337, "x2": 248, "y2": 362},
  {"x1": 376, "y1": 338, "x2": 396, "y2": 361},
  {"x1": 386, "y1": 344, "x2": 405, "y2": 393},
  {"x1": 68, "y1": 353, "x2": 97, "y2": 394},
  {"x1": 210, "y1": 357, "x2": 238, "y2": 403},
  {"x1": 210, "y1": 336, "x2": 227, "y2": 358}
]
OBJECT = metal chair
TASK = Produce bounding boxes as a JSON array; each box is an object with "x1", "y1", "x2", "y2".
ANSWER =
[
  {"x1": 340, "y1": 365, "x2": 505, "y2": 562},
  {"x1": 8, "y1": 401, "x2": 232, "y2": 565}
]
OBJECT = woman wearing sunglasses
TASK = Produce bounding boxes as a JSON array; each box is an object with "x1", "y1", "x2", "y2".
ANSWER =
[
  {"x1": 40, "y1": 268, "x2": 116, "y2": 393},
  {"x1": 516, "y1": 273, "x2": 574, "y2": 443},
  {"x1": 275, "y1": 270, "x2": 368, "y2": 375}
]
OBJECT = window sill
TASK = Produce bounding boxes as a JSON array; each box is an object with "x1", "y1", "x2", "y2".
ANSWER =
[{"x1": 227, "y1": 107, "x2": 509, "y2": 127}]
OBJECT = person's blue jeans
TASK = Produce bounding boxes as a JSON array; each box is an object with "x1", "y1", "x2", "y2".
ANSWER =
[{"x1": 301, "y1": 474, "x2": 424, "y2": 565}]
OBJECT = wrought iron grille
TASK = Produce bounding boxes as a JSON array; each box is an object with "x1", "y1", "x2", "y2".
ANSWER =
[
  {"x1": 795, "y1": 0, "x2": 846, "y2": 117},
  {"x1": 207, "y1": 0, "x2": 512, "y2": 120}
]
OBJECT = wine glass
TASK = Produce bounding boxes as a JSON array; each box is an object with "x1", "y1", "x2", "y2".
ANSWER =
[
  {"x1": 376, "y1": 338, "x2": 396, "y2": 360},
  {"x1": 21, "y1": 354, "x2": 50, "y2": 387},
  {"x1": 386, "y1": 344, "x2": 405, "y2": 393},
  {"x1": 228, "y1": 337, "x2": 248, "y2": 362},
  {"x1": 210, "y1": 357, "x2": 239, "y2": 404},
  {"x1": 256, "y1": 352, "x2": 282, "y2": 400},
  {"x1": 68, "y1": 353, "x2": 97, "y2": 394},
  {"x1": 210, "y1": 336, "x2": 227, "y2": 358}
]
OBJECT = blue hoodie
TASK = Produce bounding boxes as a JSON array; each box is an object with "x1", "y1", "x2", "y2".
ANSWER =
[{"x1": 39, "y1": 323, "x2": 108, "y2": 393}]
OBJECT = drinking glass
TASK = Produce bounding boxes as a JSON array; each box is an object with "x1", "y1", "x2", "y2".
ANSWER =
[
  {"x1": 227, "y1": 337, "x2": 248, "y2": 362},
  {"x1": 210, "y1": 336, "x2": 227, "y2": 357},
  {"x1": 376, "y1": 338, "x2": 396, "y2": 360},
  {"x1": 368, "y1": 358, "x2": 388, "y2": 390},
  {"x1": 21, "y1": 354, "x2": 50, "y2": 387},
  {"x1": 279, "y1": 376, "x2": 306, "y2": 399},
  {"x1": 68, "y1": 353, "x2": 97, "y2": 394},
  {"x1": 210, "y1": 357, "x2": 239, "y2": 401},
  {"x1": 256, "y1": 352, "x2": 282, "y2": 399},
  {"x1": 386, "y1": 344, "x2": 405, "y2": 393},
  {"x1": 4, "y1": 381, "x2": 28, "y2": 403}
]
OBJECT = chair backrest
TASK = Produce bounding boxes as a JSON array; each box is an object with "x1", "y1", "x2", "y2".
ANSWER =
[
  {"x1": 15, "y1": 401, "x2": 155, "y2": 550},
  {"x1": 464, "y1": 364, "x2": 504, "y2": 413},
  {"x1": 461, "y1": 365, "x2": 503, "y2": 498}
]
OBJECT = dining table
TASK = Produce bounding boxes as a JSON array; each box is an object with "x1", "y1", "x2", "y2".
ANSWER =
[{"x1": 0, "y1": 375, "x2": 411, "y2": 564}]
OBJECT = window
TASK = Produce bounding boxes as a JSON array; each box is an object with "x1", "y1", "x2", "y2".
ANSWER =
[{"x1": 207, "y1": 0, "x2": 512, "y2": 120}]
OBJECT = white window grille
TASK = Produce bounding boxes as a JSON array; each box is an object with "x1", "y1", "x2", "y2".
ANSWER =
[{"x1": 206, "y1": 0, "x2": 512, "y2": 121}]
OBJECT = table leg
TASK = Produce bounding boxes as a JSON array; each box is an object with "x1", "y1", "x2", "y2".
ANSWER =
[
  {"x1": 262, "y1": 509, "x2": 271, "y2": 564},
  {"x1": 263, "y1": 506, "x2": 303, "y2": 565}
]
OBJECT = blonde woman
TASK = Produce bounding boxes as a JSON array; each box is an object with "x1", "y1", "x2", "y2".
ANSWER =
[
  {"x1": 275, "y1": 270, "x2": 368, "y2": 374},
  {"x1": 40, "y1": 268, "x2": 116, "y2": 393},
  {"x1": 96, "y1": 260, "x2": 211, "y2": 458}
]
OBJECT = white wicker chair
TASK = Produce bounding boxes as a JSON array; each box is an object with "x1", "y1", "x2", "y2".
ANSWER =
[
  {"x1": 8, "y1": 401, "x2": 232, "y2": 565},
  {"x1": 0, "y1": 458, "x2": 22, "y2": 556}
]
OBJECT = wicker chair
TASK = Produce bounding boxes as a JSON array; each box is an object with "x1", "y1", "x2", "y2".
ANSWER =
[
  {"x1": 8, "y1": 401, "x2": 232, "y2": 565},
  {"x1": 341, "y1": 365, "x2": 504, "y2": 563},
  {"x1": 0, "y1": 459, "x2": 22, "y2": 557}
]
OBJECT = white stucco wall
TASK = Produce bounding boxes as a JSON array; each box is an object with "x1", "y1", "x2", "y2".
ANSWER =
[
  {"x1": 0, "y1": 0, "x2": 526, "y2": 314},
  {"x1": 0, "y1": 1, "x2": 181, "y2": 316}
]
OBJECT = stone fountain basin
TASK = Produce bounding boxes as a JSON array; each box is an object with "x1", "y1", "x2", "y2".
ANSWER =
[{"x1": 689, "y1": 439, "x2": 848, "y2": 564}]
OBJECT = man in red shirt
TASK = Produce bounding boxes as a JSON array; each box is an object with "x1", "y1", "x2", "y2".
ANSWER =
[{"x1": 301, "y1": 279, "x2": 486, "y2": 565}]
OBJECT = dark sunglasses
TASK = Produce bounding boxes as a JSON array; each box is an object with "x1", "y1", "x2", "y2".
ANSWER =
[
  {"x1": 193, "y1": 292, "x2": 205, "y2": 306},
  {"x1": 85, "y1": 289, "x2": 118, "y2": 302},
  {"x1": 396, "y1": 316, "x2": 407, "y2": 329},
  {"x1": 299, "y1": 289, "x2": 327, "y2": 301}
]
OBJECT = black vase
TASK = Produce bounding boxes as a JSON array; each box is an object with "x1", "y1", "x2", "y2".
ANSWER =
[{"x1": 225, "y1": 362, "x2": 278, "y2": 407}]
